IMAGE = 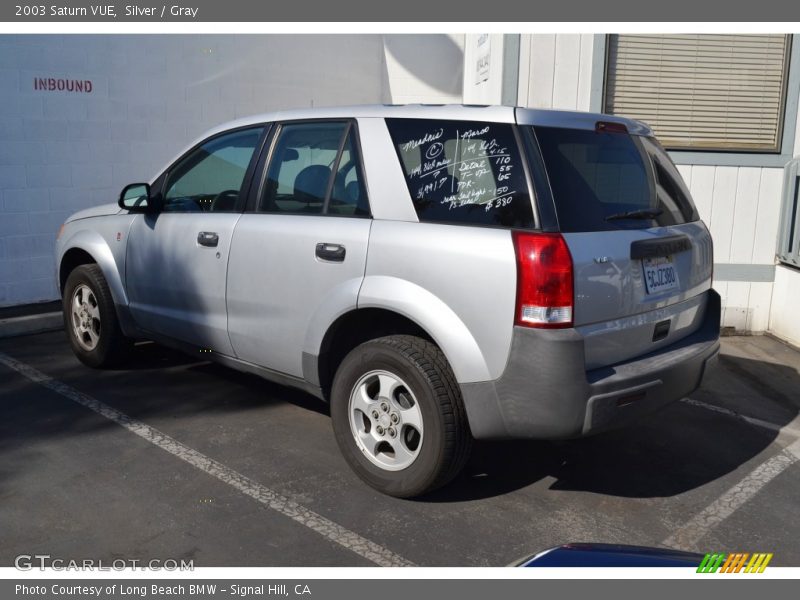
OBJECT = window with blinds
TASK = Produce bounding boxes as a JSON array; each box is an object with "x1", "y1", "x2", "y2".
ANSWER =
[{"x1": 604, "y1": 34, "x2": 791, "y2": 152}]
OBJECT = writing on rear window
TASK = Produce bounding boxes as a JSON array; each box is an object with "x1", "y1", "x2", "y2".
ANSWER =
[{"x1": 386, "y1": 119, "x2": 534, "y2": 228}]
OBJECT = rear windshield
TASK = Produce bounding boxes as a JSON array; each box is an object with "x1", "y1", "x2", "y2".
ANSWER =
[
  {"x1": 386, "y1": 118, "x2": 535, "y2": 228},
  {"x1": 533, "y1": 126, "x2": 699, "y2": 232}
]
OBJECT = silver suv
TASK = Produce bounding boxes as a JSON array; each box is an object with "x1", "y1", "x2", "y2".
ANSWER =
[{"x1": 56, "y1": 105, "x2": 720, "y2": 497}]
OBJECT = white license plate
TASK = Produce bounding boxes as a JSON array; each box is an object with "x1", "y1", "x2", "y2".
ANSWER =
[{"x1": 643, "y1": 256, "x2": 680, "y2": 295}]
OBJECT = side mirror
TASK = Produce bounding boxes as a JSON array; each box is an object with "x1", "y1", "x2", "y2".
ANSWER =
[{"x1": 119, "y1": 183, "x2": 154, "y2": 212}]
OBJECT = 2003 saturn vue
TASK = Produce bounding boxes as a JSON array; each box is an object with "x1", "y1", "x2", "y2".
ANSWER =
[{"x1": 55, "y1": 105, "x2": 720, "y2": 497}]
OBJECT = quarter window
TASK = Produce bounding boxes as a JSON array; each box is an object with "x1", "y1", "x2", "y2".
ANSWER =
[
  {"x1": 163, "y1": 127, "x2": 264, "y2": 213},
  {"x1": 385, "y1": 118, "x2": 535, "y2": 228}
]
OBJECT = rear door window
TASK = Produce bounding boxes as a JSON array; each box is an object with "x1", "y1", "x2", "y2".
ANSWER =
[
  {"x1": 385, "y1": 118, "x2": 535, "y2": 228},
  {"x1": 533, "y1": 126, "x2": 699, "y2": 232},
  {"x1": 328, "y1": 130, "x2": 370, "y2": 216},
  {"x1": 259, "y1": 121, "x2": 369, "y2": 217},
  {"x1": 260, "y1": 122, "x2": 346, "y2": 215}
]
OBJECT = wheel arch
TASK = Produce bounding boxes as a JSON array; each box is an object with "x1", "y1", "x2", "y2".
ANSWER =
[
  {"x1": 58, "y1": 230, "x2": 128, "y2": 306},
  {"x1": 312, "y1": 307, "x2": 434, "y2": 399},
  {"x1": 59, "y1": 247, "x2": 96, "y2": 295},
  {"x1": 309, "y1": 276, "x2": 492, "y2": 398}
]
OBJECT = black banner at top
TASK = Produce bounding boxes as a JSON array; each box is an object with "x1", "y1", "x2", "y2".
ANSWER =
[{"x1": 2, "y1": 0, "x2": 800, "y2": 22}]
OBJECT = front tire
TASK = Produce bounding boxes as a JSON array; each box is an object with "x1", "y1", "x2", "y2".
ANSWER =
[
  {"x1": 63, "y1": 264, "x2": 130, "y2": 368},
  {"x1": 331, "y1": 335, "x2": 472, "y2": 498}
]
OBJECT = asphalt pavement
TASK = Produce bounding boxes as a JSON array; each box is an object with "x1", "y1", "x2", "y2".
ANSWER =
[{"x1": 1, "y1": 331, "x2": 798, "y2": 567}]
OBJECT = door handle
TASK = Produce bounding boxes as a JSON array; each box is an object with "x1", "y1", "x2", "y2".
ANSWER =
[
  {"x1": 197, "y1": 232, "x2": 219, "y2": 247},
  {"x1": 315, "y1": 243, "x2": 346, "y2": 262}
]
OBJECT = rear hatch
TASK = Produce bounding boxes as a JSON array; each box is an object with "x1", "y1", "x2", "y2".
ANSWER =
[{"x1": 525, "y1": 117, "x2": 713, "y2": 370}]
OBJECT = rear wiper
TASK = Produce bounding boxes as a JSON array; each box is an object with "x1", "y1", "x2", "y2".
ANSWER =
[{"x1": 605, "y1": 208, "x2": 663, "y2": 221}]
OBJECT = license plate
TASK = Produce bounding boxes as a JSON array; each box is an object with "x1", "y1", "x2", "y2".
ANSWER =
[{"x1": 643, "y1": 256, "x2": 680, "y2": 295}]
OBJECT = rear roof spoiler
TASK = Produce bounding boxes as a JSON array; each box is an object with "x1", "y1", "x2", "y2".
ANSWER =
[{"x1": 515, "y1": 107, "x2": 653, "y2": 136}]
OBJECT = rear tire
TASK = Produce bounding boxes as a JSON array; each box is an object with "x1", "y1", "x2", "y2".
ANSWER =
[
  {"x1": 331, "y1": 335, "x2": 472, "y2": 498},
  {"x1": 63, "y1": 264, "x2": 131, "y2": 368}
]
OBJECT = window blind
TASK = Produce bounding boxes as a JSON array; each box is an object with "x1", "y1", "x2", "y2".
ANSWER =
[{"x1": 605, "y1": 34, "x2": 790, "y2": 152}]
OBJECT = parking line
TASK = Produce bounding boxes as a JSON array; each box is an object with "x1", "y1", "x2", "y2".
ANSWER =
[
  {"x1": 662, "y1": 438, "x2": 800, "y2": 551},
  {"x1": 0, "y1": 352, "x2": 415, "y2": 568},
  {"x1": 680, "y1": 397, "x2": 800, "y2": 436}
]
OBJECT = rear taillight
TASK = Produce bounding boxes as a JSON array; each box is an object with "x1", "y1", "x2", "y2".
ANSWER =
[{"x1": 512, "y1": 232, "x2": 574, "y2": 328}]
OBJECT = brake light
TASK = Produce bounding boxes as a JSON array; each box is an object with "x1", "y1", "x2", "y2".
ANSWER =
[
  {"x1": 596, "y1": 121, "x2": 628, "y2": 134},
  {"x1": 512, "y1": 232, "x2": 573, "y2": 328}
]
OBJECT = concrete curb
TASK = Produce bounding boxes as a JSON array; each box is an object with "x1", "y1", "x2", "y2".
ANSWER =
[{"x1": 0, "y1": 312, "x2": 64, "y2": 339}]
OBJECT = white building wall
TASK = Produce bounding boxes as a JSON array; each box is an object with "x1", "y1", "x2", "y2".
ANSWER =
[
  {"x1": 383, "y1": 34, "x2": 464, "y2": 104},
  {"x1": 673, "y1": 165, "x2": 783, "y2": 332},
  {"x1": 770, "y1": 265, "x2": 800, "y2": 347},
  {"x1": 4, "y1": 32, "x2": 797, "y2": 339},
  {"x1": 0, "y1": 34, "x2": 465, "y2": 307},
  {"x1": 769, "y1": 89, "x2": 800, "y2": 346},
  {"x1": 517, "y1": 34, "x2": 595, "y2": 111},
  {"x1": 462, "y1": 34, "x2": 505, "y2": 104}
]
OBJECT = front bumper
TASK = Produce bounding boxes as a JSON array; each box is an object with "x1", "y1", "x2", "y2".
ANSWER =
[{"x1": 461, "y1": 289, "x2": 721, "y2": 440}]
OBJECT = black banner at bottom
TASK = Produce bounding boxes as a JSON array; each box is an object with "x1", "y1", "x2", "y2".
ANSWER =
[{"x1": 3, "y1": 579, "x2": 795, "y2": 600}]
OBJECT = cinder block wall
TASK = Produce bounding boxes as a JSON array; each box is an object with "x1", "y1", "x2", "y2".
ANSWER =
[{"x1": 0, "y1": 34, "x2": 387, "y2": 306}]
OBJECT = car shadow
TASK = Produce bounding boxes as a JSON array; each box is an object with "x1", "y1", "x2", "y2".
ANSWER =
[
  {"x1": 1, "y1": 334, "x2": 796, "y2": 503},
  {"x1": 127, "y1": 341, "x2": 799, "y2": 503},
  {"x1": 421, "y1": 352, "x2": 798, "y2": 502},
  {"x1": 123, "y1": 340, "x2": 200, "y2": 369},
  {"x1": 93, "y1": 341, "x2": 332, "y2": 419},
  {"x1": 92, "y1": 337, "x2": 329, "y2": 416},
  {"x1": 185, "y1": 361, "x2": 331, "y2": 417},
  {"x1": 0, "y1": 334, "x2": 329, "y2": 471}
]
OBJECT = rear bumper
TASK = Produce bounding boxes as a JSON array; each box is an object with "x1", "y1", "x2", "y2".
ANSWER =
[{"x1": 461, "y1": 289, "x2": 721, "y2": 440}]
